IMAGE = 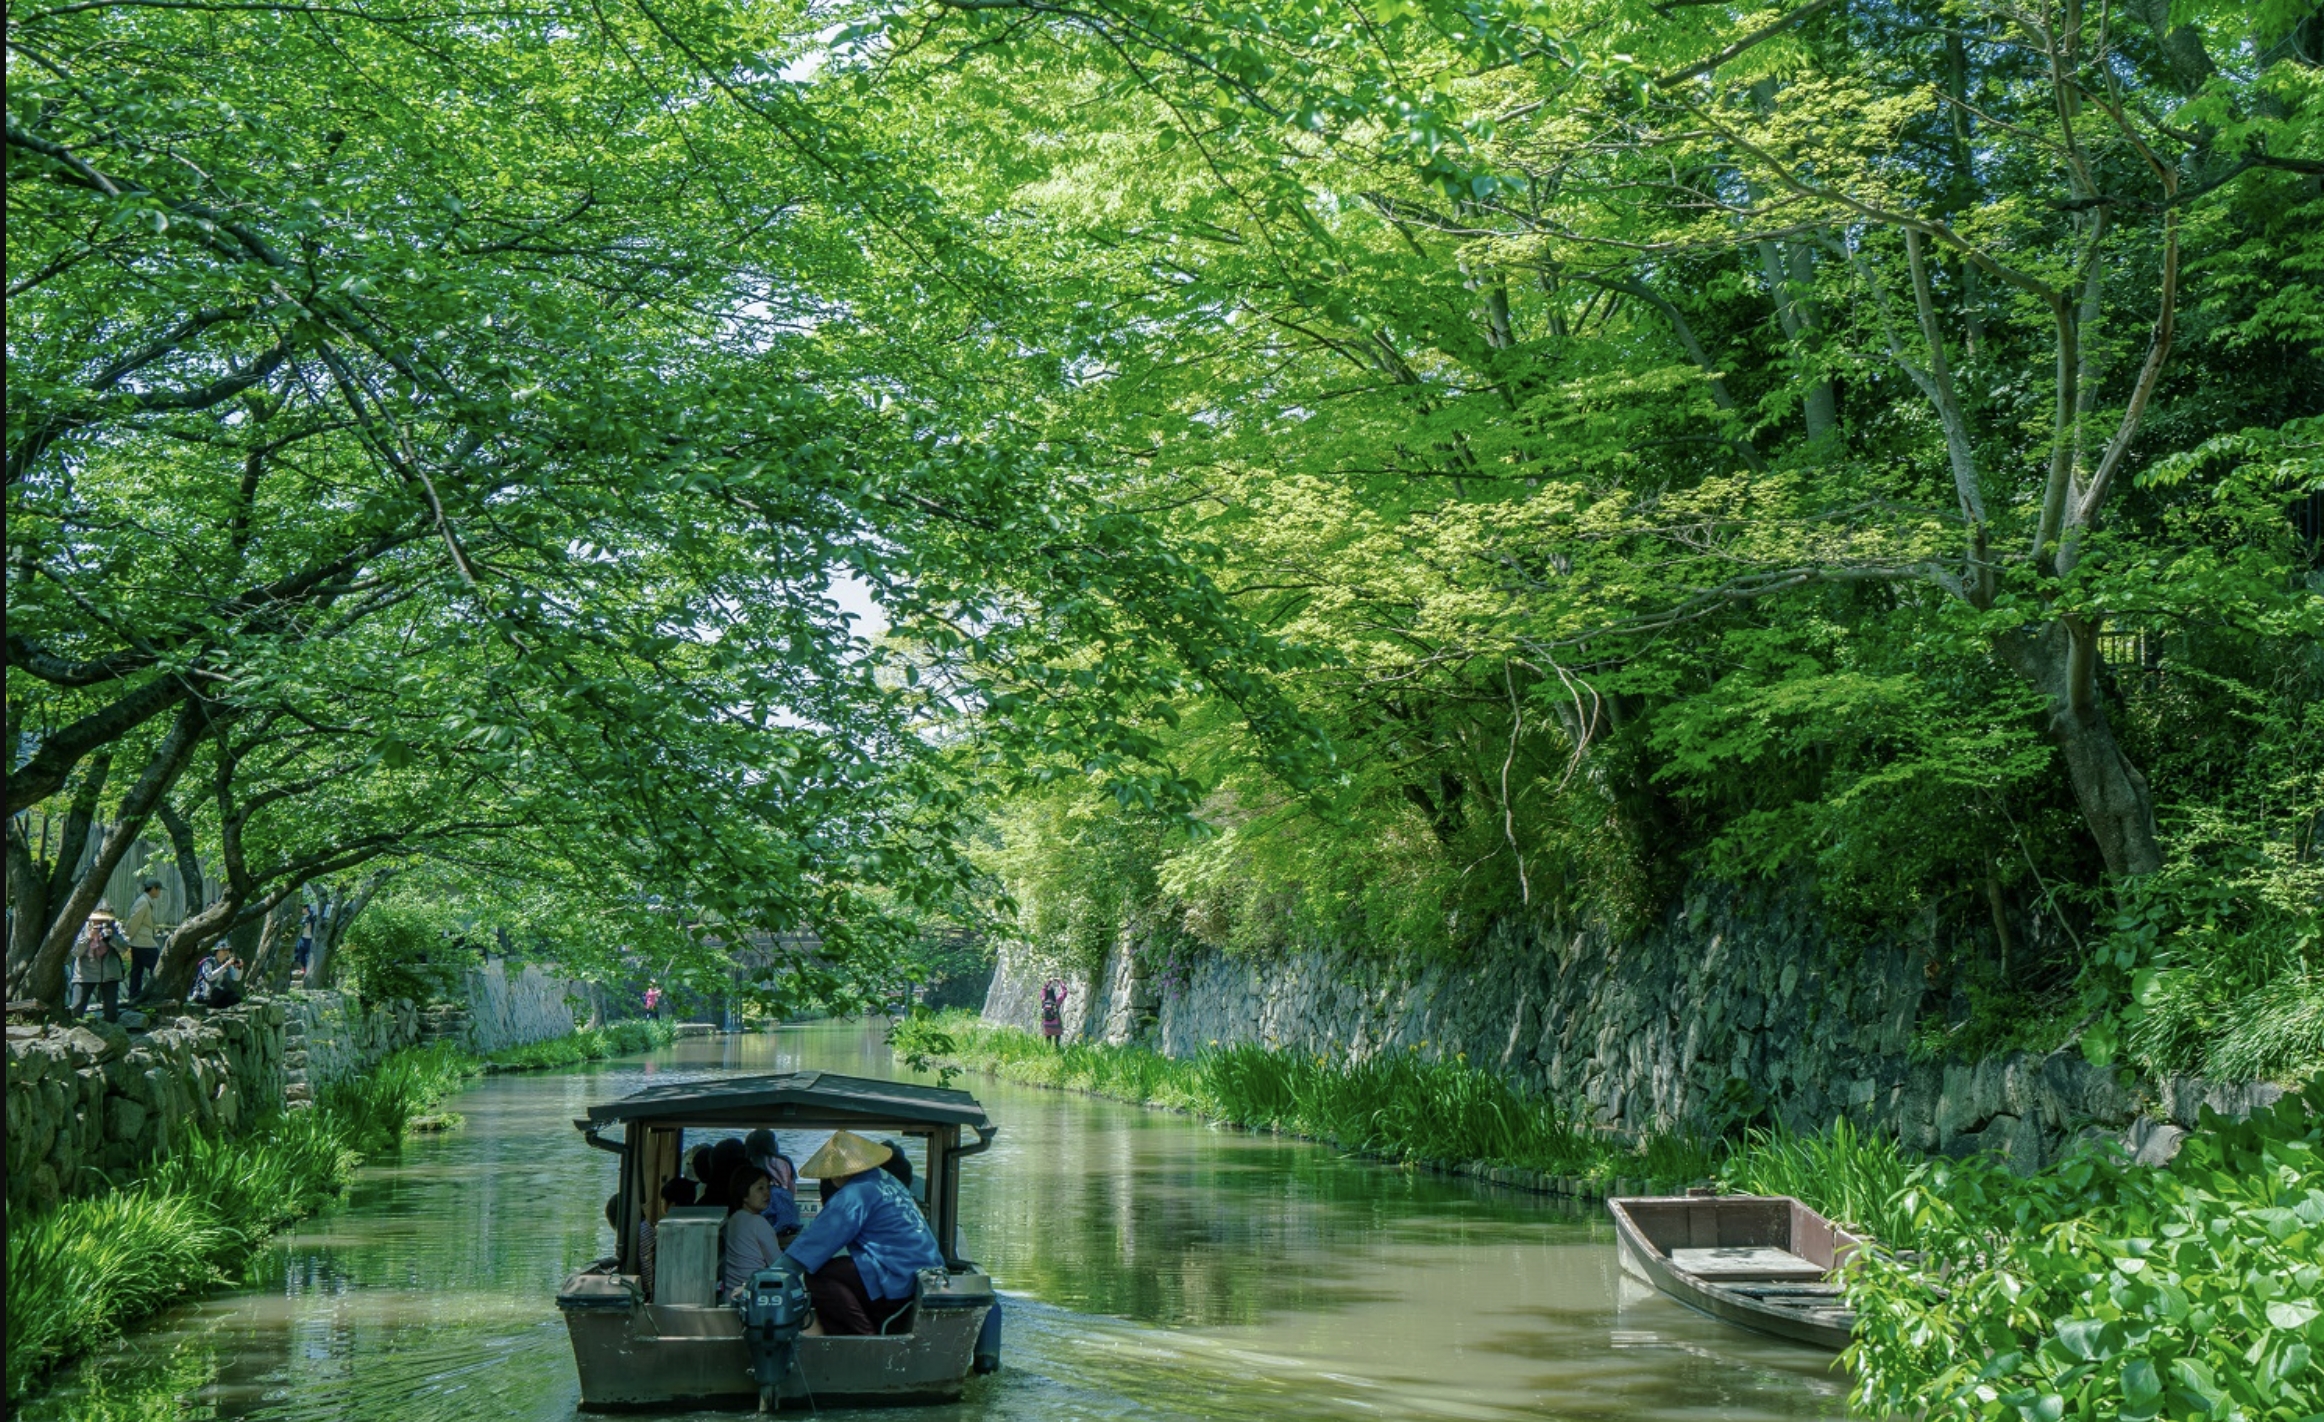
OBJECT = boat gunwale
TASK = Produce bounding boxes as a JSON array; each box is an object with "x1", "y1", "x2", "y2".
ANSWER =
[{"x1": 1607, "y1": 1193, "x2": 1861, "y2": 1352}]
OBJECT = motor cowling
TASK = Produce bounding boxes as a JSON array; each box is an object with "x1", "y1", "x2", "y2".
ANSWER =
[{"x1": 736, "y1": 1262, "x2": 812, "y2": 1410}]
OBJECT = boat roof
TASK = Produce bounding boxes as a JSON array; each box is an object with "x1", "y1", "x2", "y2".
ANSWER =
[{"x1": 581, "y1": 1069, "x2": 992, "y2": 1131}]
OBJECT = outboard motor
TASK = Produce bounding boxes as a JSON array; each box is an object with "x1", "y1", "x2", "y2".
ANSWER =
[{"x1": 736, "y1": 1262, "x2": 812, "y2": 1412}]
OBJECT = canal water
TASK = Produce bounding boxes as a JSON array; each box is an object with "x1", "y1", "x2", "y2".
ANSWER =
[{"x1": 32, "y1": 1024, "x2": 1853, "y2": 1421}]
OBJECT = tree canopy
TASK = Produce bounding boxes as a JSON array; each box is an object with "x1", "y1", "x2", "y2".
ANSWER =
[{"x1": 8, "y1": 0, "x2": 2319, "y2": 1055}]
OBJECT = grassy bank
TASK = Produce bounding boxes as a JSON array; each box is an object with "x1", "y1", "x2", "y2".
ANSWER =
[
  {"x1": 901, "y1": 1014, "x2": 2324, "y2": 1419},
  {"x1": 1724, "y1": 1085, "x2": 2324, "y2": 1420},
  {"x1": 893, "y1": 1013, "x2": 1720, "y2": 1187},
  {"x1": 480, "y1": 1018, "x2": 677, "y2": 1071},
  {"x1": 3, "y1": 1043, "x2": 477, "y2": 1403}
]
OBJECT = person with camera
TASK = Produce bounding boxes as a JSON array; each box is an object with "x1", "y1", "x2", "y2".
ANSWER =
[
  {"x1": 188, "y1": 942, "x2": 246, "y2": 1008},
  {"x1": 68, "y1": 907, "x2": 128, "y2": 1023}
]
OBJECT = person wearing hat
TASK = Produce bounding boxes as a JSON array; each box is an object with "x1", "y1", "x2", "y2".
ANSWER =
[
  {"x1": 743, "y1": 1128, "x2": 803, "y2": 1238},
  {"x1": 781, "y1": 1129, "x2": 945, "y2": 1335},
  {"x1": 188, "y1": 942, "x2": 245, "y2": 1008},
  {"x1": 123, "y1": 881, "x2": 166, "y2": 1001},
  {"x1": 68, "y1": 907, "x2": 128, "y2": 1022}
]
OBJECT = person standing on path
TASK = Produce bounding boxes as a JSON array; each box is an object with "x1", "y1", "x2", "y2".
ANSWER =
[
  {"x1": 68, "y1": 908, "x2": 127, "y2": 1022},
  {"x1": 1040, "y1": 978, "x2": 1069, "y2": 1050},
  {"x1": 123, "y1": 881, "x2": 165, "y2": 1001}
]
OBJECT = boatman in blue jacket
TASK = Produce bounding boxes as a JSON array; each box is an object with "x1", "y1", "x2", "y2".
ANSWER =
[{"x1": 783, "y1": 1130, "x2": 945, "y2": 1334}]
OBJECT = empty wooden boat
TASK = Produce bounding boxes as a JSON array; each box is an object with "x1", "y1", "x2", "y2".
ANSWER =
[{"x1": 1607, "y1": 1194, "x2": 1862, "y2": 1350}]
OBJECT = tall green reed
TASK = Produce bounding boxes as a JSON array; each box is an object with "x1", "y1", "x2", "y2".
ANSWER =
[
  {"x1": 1717, "y1": 1115, "x2": 1921, "y2": 1242},
  {"x1": 6, "y1": 1043, "x2": 476, "y2": 1403},
  {"x1": 904, "y1": 1014, "x2": 1700, "y2": 1187},
  {"x1": 481, "y1": 1019, "x2": 676, "y2": 1071}
]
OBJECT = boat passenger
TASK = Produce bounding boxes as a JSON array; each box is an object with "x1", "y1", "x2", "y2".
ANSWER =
[
  {"x1": 719, "y1": 1164, "x2": 785, "y2": 1301},
  {"x1": 709, "y1": 1136, "x2": 750, "y2": 1204},
  {"x1": 687, "y1": 1144, "x2": 718, "y2": 1200},
  {"x1": 743, "y1": 1127, "x2": 803, "y2": 1239},
  {"x1": 783, "y1": 1130, "x2": 944, "y2": 1336},
  {"x1": 878, "y1": 1137, "x2": 927, "y2": 1206}
]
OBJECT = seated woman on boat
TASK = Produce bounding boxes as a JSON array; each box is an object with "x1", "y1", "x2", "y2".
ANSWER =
[
  {"x1": 781, "y1": 1130, "x2": 944, "y2": 1335},
  {"x1": 720, "y1": 1165, "x2": 786, "y2": 1300}
]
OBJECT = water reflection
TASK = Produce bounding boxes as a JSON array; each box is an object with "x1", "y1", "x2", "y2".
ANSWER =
[{"x1": 27, "y1": 1025, "x2": 1851, "y2": 1421}]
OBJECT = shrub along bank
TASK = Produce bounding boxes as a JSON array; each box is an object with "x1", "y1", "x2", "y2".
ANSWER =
[
  {"x1": 1729, "y1": 1084, "x2": 2324, "y2": 1421},
  {"x1": 481, "y1": 1018, "x2": 676, "y2": 1072},
  {"x1": 3, "y1": 1044, "x2": 477, "y2": 1402},
  {"x1": 901, "y1": 1014, "x2": 2324, "y2": 1420},
  {"x1": 892, "y1": 1012, "x2": 1722, "y2": 1186}
]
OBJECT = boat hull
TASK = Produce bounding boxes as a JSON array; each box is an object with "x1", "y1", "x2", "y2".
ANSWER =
[
  {"x1": 558, "y1": 1269, "x2": 994, "y2": 1411},
  {"x1": 1608, "y1": 1195, "x2": 1858, "y2": 1351}
]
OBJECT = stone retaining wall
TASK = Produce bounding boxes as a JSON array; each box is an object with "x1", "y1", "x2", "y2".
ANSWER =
[
  {"x1": 5, "y1": 1002, "x2": 289, "y2": 1210},
  {"x1": 282, "y1": 991, "x2": 423, "y2": 1105},
  {"x1": 462, "y1": 960, "x2": 578, "y2": 1054},
  {"x1": 4, "y1": 956, "x2": 587, "y2": 1212},
  {"x1": 985, "y1": 885, "x2": 2284, "y2": 1172},
  {"x1": 4, "y1": 990, "x2": 427, "y2": 1211}
]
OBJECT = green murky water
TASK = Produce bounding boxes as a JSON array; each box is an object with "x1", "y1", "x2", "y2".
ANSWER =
[{"x1": 31, "y1": 1025, "x2": 1852, "y2": 1420}]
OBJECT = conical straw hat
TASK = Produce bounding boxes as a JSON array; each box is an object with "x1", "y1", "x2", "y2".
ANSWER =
[{"x1": 800, "y1": 1129, "x2": 893, "y2": 1179}]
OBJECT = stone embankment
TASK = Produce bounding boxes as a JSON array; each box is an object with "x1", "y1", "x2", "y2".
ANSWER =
[
  {"x1": 462, "y1": 959, "x2": 578, "y2": 1054},
  {"x1": 2, "y1": 990, "x2": 420, "y2": 1211},
  {"x1": 5, "y1": 961, "x2": 585, "y2": 1212},
  {"x1": 282, "y1": 992, "x2": 424, "y2": 1105},
  {"x1": 987, "y1": 885, "x2": 2282, "y2": 1172}
]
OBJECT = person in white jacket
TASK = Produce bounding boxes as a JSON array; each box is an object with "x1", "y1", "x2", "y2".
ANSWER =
[{"x1": 123, "y1": 882, "x2": 165, "y2": 1000}]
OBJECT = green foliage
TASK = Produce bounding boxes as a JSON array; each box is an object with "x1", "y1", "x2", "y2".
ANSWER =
[
  {"x1": 884, "y1": 0, "x2": 2324, "y2": 1067},
  {"x1": 899, "y1": 1013, "x2": 1717, "y2": 1184},
  {"x1": 886, "y1": 1006, "x2": 963, "y2": 1089},
  {"x1": 1720, "y1": 1117, "x2": 1924, "y2": 1245},
  {"x1": 4, "y1": 1046, "x2": 473, "y2": 1401},
  {"x1": 479, "y1": 1020, "x2": 675, "y2": 1072},
  {"x1": 1840, "y1": 1085, "x2": 2324, "y2": 1421},
  {"x1": 335, "y1": 897, "x2": 483, "y2": 1005}
]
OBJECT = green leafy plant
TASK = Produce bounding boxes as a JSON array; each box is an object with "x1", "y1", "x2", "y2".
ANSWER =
[
  {"x1": 898, "y1": 1013, "x2": 1706, "y2": 1186},
  {"x1": 1839, "y1": 1082, "x2": 2324, "y2": 1420},
  {"x1": 1720, "y1": 1116, "x2": 1923, "y2": 1244},
  {"x1": 478, "y1": 1020, "x2": 676, "y2": 1072},
  {"x1": 5, "y1": 1045, "x2": 475, "y2": 1401}
]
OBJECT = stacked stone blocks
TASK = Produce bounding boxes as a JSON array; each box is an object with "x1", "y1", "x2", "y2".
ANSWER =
[{"x1": 985, "y1": 885, "x2": 2287, "y2": 1172}]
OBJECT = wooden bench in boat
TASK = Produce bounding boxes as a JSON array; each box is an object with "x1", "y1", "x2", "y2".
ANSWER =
[{"x1": 1667, "y1": 1246, "x2": 1827, "y2": 1281}]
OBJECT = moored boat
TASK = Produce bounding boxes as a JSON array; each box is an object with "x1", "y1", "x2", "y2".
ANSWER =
[
  {"x1": 558, "y1": 1070, "x2": 1003, "y2": 1410},
  {"x1": 1607, "y1": 1193, "x2": 1862, "y2": 1350}
]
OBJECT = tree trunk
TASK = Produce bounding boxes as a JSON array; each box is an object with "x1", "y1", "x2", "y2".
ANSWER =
[
  {"x1": 248, "y1": 896, "x2": 299, "y2": 988},
  {"x1": 306, "y1": 883, "x2": 345, "y2": 989},
  {"x1": 40, "y1": 752, "x2": 111, "y2": 933},
  {"x1": 308, "y1": 869, "x2": 389, "y2": 991},
  {"x1": 6, "y1": 819, "x2": 49, "y2": 986},
  {"x1": 155, "y1": 797, "x2": 205, "y2": 927},
  {"x1": 13, "y1": 706, "x2": 203, "y2": 1006},
  {"x1": 1997, "y1": 621, "x2": 2165, "y2": 877}
]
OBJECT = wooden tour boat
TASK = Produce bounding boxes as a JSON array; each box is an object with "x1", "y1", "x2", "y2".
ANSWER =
[
  {"x1": 1607, "y1": 1193, "x2": 1862, "y2": 1350},
  {"x1": 558, "y1": 1070, "x2": 1003, "y2": 1411}
]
